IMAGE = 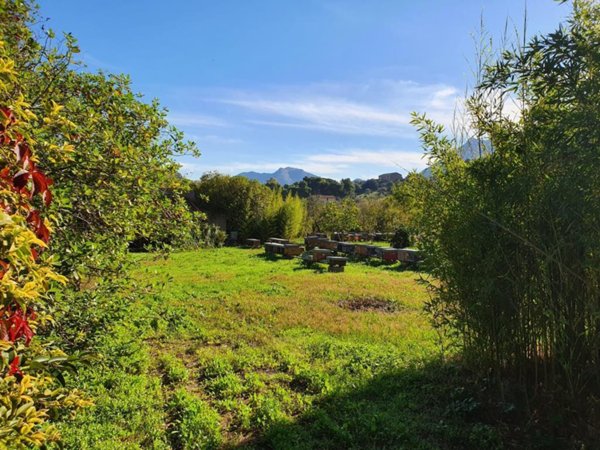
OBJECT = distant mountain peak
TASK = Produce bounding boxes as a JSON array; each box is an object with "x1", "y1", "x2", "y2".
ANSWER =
[{"x1": 237, "y1": 167, "x2": 316, "y2": 185}]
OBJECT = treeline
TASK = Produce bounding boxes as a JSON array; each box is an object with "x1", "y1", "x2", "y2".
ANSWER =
[
  {"x1": 278, "y1": 172, "x2": 403, "y2": 199},
  {"x1": 190, "y1": 173, "x2": 409, "y2": 238},
  {"x1": 190, "y1": 173, "x2": 306, "y2": 241}
]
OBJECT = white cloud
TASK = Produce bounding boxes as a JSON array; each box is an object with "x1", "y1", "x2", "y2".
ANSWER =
[
  {"x1": 215, "y1": 80, "x2": 462, "y2": 137},
  {"x1": 428, "y1": 86, "x2": 460, "y2": 110},
  {"x1": 307, "y1": 149, "x2": 426, "y2": 170},
  {"x1": 168, "y1": 113, "x2": 228, "y2": 128}
]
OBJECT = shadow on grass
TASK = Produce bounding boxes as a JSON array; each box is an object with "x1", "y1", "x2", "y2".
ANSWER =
[
  {"x1": 238, "y1": 361, "x2": 509, "y2": 450},
  {"x1": 253, "y1": 252, "x2": 286, "y2": 262},
  {"x1": 380, "y1": 263, "x2": 421, "y2": 273},
  {"x1": 355, "y1": 258, "x2": 424, "y2": 274},
  {"x1": 292, "y1": 262, "x2": 326, "y2": 274}
]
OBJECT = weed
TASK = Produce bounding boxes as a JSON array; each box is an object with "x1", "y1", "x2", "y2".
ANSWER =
[
  {"x1": 159, "y1": 354, "x2": 189, "y2": 385},
  {"x1": 168, "y1": 389, "x2": 222, "y2": 450}
]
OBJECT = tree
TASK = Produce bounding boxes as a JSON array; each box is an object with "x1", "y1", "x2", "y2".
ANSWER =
[
  {"x1": 37, "y1": 70, "x2": 200, "y2": 283},
  {"x1": 357, "y1": 195, "x2": 405, "y2": 233},
  {"x1": 265, "y1": 177, "x2": 280, "y2": 191},
  {"x1": 340, "y1": 178, "x2": 355, "y2": 197},
  {"x1": 192, "y1": 174, "x2": 307, "y2": 240},
  {"x1": 313, "y1": 199, "x2": 359, "y2": 233}
]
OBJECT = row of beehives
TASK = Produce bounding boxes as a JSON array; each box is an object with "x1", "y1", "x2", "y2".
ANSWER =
[
  {"x1": 247, "y1": 236, "x2": 421, "y2": 265},
  {"x1": 262, "y1": 238, "x2": 304, "y2": 258},
  {"x1": 305, "y1": 236, "x2": 420, "y2": 264}
]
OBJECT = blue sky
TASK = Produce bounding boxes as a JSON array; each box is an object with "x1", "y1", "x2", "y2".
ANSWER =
[{"x1": 37, "y1": 0, "x2": 569, "y2": 180}]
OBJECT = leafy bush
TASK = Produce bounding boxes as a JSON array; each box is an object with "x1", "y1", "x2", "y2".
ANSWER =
[
  {"x1": 412, "y1": 1, "x2": 600, "y2": 402},
  {"x1": 311, "y1": 198, "x2": 360, "y2": 233},
  {"x1": 191, "y1": 173, "x2": 307, "y2": 240},
  {"x1": 197, "y1": 223, "x2": 226, "y2": 248},
  {"x1": 203, "y1": 373, "x2": 244, "y2": 399},
  {"x1": 168, "y1": 389, "x2": 222, "y2": 450},
  {"x1": 198, "y1": 356, "x2": 234, "y2": 380},
  {"x1": 390, "y1": 227, "x2": 410, "y2": 249},
  {"x1": 290, "y1": 367, "x2": 330, "y2": 394},
  {"x1": 357, "y1": 196, "x2": 406, "y2": 233}
]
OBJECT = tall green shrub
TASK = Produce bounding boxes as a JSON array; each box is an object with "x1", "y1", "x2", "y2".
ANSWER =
[
  {"x1": 277, "y1": 194, "x2": 306, "y2": 239},
  {"x1": 414, "y1": 0, "x2": 600, "y2": 400},
  {"x1": 192, "y1": 174, "x2": 308, "y2": 240}
]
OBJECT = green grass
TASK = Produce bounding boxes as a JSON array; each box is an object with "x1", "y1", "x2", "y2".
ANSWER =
[{"x1": 58, "y1": 247, "x2": 503, "y2": 449}]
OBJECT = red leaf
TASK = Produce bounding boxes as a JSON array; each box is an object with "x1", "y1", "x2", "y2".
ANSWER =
[
  {"x1": 26, "y1": 209, "x2": 41, "y2": 228},
  {"x1": 0, "y1": 319, "x2": 8, "y2": 341},
  {"x1": 31, "y1": 171, "x2": 48, "y2": 197},
  {"x1": 43, "y1": 189, "x2": 52, "y2": 206},
  {"x1": 37, "y1": 221, "x2": 50, "y2": 243},
  {"x1": 13, "y1": 141, "x2": 31, "y2": 163},
  {"x1": 26, "y1": 210, "x2": 49, "y2": 243},
  {"x1": 7, "y1": 308, "x2": 34, "y2": 345},
  {"x1": 22, "y1": 323, "x2": 33, "y2": 346},
  {"x1": 12, "y1": 169, "x2": 29, "y2": 190},
  {"x1": 8, "y1": 355, "x2": 22, "y2": 377},
  {"x1": 8, "y1": 314, "x2": 24, "y2": 342},
  {"x1": 0, "y1": 260, "x2": 8, "y2": 279}
]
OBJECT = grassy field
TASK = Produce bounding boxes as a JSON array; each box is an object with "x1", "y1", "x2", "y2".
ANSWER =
[{"x1": 58, "y1": 247, "x2": 502, "y2": 449}]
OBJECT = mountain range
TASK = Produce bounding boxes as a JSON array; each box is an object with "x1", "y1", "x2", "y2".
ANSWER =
[
  {"x1": 238, "y1": 167, "x2": 316, "y2": 185},
  {"x1": 238, "y1": 138, "x2": 491, "y2": 185}
]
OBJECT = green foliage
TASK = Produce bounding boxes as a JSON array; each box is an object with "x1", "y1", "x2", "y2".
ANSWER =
[
  {"x1": 311, "y1": 198, "x2": 360, "y2": 233},
  {"x1": 413, "y1": 0, "x2": 600, "y2": 405},
  {"x1": 284, "y1": 174, "x2": 402, "y2": 198},
  {"x1": 391, "y1": 172, "x2": 430, "y2": 232},
  {"x1": 191, "y1": 173, "x2": 267, "y2": 236},
  {"x1": 192, "y1": 173, "x2": 307, "y2": 240},
  {"x1": 38, "y1": 69, "x2": 201, "y2": 282},
  {"x1": 168, "y1": 389, "x2": 222, "y2": 450},
  {"x1": 390, "y1": 226, "x2": 410, "y2": 249},
  {"x1": 159, "y1": 354, "x2": 189, "y2": 385},
  {"x1": 357, "y1": 195, "x2": 406, "y2": 233},
  {"x1": 0, "y1": 3, "x2": 92, "y2": 445},
  {"x1": 55, "y1": 318, "x2": 170, "y2": 449},
  {"x1": 249, "y1": 393, "x2": 286, "y2": 430},
  {"x1": 194, "y1": 173, "x2": 402, "y2": 238},
  {"x1": 276, "y1": 193, "x2": 306, "y2": 239},
  {"x1": 196, "y1": 223, "x2": 226, "y2": 248}
]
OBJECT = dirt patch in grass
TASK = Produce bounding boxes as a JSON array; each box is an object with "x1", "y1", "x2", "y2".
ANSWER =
[{"x1": 338, "y1": 297, "x2": 402, "y2": 313}]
